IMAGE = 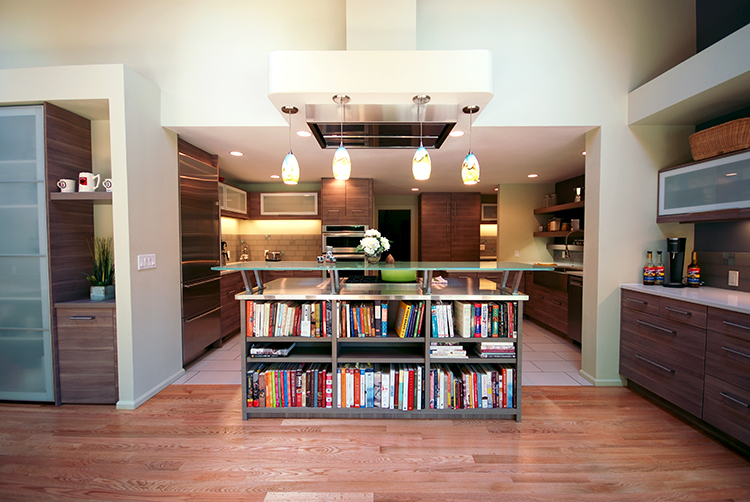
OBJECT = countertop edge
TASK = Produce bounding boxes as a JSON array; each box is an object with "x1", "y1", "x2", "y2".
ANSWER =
[{"x1": 620, "y1": 283, "x2": 750, "y2": 315}]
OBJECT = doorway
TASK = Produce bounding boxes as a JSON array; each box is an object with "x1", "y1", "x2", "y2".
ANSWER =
[{"x1": 378, "y1": 209, "x2": 411, "y2": 262}]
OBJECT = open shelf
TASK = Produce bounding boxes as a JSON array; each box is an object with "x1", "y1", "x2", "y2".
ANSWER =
[
  {"x1": 534, "y1": 230, "x2": 584, "y2": 238},
  {"x1": 50, "y1": 192, "x2": 112, "y2": 203},
  {"x1": 533, "y1": 200, "x2": 584, "y2": 214}
]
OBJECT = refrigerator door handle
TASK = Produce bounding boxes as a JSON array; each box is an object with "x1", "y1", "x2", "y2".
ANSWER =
[
  {"x1": 185, "y1": 306, "x2": 222, "y2": 323},
  {"x1": 184, "y1": 276, "x2": 221, "y2": 288}
]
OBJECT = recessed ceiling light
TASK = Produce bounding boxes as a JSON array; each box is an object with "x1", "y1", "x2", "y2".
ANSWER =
[
  {"x1": 229, "y1": 151, "x2": 244, "y2": 156},
  {"x1": 527, "y1": 173, "x2": 538, "y2": 178},
  {"x1": 726, "y1": 172, "x2": 738, "y2": 176},
  {"x1": 449, "y1": 130, "x2": 465, "y2": 137},
  {"x1": 411, "y1": 187, "x2": 419, "y2": 191},
  {"x1": 582, "y1": 151, "x2": 587, "y2": 155},
  {"x1": 270, "y1": 174, "x2": 280, "y2": 179},
  {"x1": 297, "y1": 130, "x2": 312, "y2": 137},
  {"x1": 494, "y1": 187, "x2": 499, "y2": 191}
]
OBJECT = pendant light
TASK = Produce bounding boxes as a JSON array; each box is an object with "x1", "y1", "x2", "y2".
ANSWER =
[
  {"x1": 412, "y1": 94, "x2": 431, "y2": 181},
  {"x1": 332, "y1": 94, "x2": 351, "y2": 180},
  {"x1": 281, "y1": 106, "x2": 299, "y2": 185},
  {"x1": 461, "y1": 105, "x2": 480, "y2": 185}
]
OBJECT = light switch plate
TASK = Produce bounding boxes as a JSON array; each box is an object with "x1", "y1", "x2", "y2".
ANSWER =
[
  {"x1": 138, "y1": 254, "x2": 156, "y2": 270},
  {"x1": 729, "y1": 270, "x2": 739, "y2": 287}
]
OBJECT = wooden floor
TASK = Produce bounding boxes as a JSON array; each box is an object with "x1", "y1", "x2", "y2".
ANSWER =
[{"x1": 1, "y1": 386, "x2": 749, "y2": 502}]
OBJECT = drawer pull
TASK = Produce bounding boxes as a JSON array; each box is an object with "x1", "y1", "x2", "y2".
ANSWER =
[
  {"x1": 636, "y1": 319, "x2": 675, "y2": 335},
  {"x1": 626, "y1": 297, "x2": 647, "y2": 305},
  {"x1": 722, "y1": 346, "x2": 750, "y2": 360},
  {"x1": 636, "y1": 354, "x2": 675, "y2": 374},
  {"x1": 720, "y1": 392, "x2": 750, "y2": 408},
  {"x1": 327, "y1": 209, "x2": 340, "y2": 213},
  {"x1": 552, "y1": 300, "x2": 563, "y2": 306},
  {"x1": 723, "y1": 320, "x2": 750, "y2": 331},
  {"x1": 665, "y1": 306, "x2": 691, "y2": 316},
  {"x1": 69, "y1": 316, "x2": 95, "y2": 320}
]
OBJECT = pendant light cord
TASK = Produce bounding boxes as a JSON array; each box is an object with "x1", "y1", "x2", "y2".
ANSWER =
[
  {"x1": 419, "y1": 101, "x2": 423, "y2": 148},
  {"x1": 469, "y1": 109, "x2": 473, "y2": 153},
  {"x1": 340, "y1": 102, "x2": 344, "y2": 148}
]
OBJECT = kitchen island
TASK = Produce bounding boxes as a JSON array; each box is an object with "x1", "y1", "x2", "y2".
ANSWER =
[{"x1": 214, "y1": 261, "x2": 553, "y2": 420}]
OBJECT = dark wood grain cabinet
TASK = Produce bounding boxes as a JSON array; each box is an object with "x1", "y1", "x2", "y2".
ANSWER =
[
  {"x1": 55, "y1": 302, "x2": 117, "y2": 404},
  {"x1": 524, "y1": 273, "x2": 568, "y2": 336},
  {"x1": 220, "y1": 272, "x2": 246, "y2": 339},
  {"x1": 321, "y1": 178, "x2": 372, "y2": 225},
  {"x1": 418, "y1": 192, "x2": 480, "y2": 261}
]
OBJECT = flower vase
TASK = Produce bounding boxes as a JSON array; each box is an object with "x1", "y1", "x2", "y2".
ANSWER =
[
  {"x1": 365, "y1": 252, "x2": 381, "y2": 265},
  {"x1": 90, "y1": 285, "x2": 115, "y2": 301}
]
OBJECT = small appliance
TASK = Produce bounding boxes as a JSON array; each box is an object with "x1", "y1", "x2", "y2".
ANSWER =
[{"x1": 665, "y1": 237, "x2": 686, "y2": 287}]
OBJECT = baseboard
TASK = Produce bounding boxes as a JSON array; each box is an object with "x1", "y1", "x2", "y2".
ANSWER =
[
  {"x1": 578, "y1": 368, "x2": 625, "y2": 386},
  {"x1": 116, "y1": 368, "x2": 185, "y2": 410}
]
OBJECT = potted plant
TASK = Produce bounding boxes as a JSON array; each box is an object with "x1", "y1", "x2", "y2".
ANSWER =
[
  {"x1": 356, "y1": 229, "x2": 391, "y2": 264},
  {"x1": 86, "y1": 237, "x2": 115, "y2": 301}
]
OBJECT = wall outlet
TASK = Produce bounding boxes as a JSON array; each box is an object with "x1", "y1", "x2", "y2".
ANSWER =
[
  {"x1": 729, "y1": 270, "x2": 739, "y2": 287},
  {"x1": 137, "y1": 254, "x2": 156, "y2": 270},
  {"x1": 514, "y1": 250, "x2": 520, "y2": 257}
]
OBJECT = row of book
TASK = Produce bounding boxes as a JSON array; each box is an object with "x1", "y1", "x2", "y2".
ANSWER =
[
  {"x1": 338, "y1": 363, "x2": 423, "y2": 410},
  {"x1": 450, "y1": 301, "x2": 518, "y2": 338},
  {"x1": 246, "y1": 300, "x2": 333, "y2": 338},
  {"x1": 339, "y1": 300, "x2": 388, "y2": 337},
  {"x1": 248, "y1": 342, "x2": 296, "y2": 358},
  {"x1": 394, "y1": 301, "x2": 426, "y2": 338},
  {"x1": 246, "y1": 363, "x2": 332, "y2": 408},
  {"x1": 429, "y1": 341, "x2": 517, "y2": 359},
  {"x1": 430, "y1": 363, "x2": 515, "y2": 409}
]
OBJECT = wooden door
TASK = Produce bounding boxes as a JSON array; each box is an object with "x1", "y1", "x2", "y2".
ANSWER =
[
  {"x1": 345, "y1": 178, "x2": 371, "y2": 223},
  {"x1": 419, "y1": 193, "x2": 451, "y2": 261},
  {"x1": 321, "y1": 178, "x2": 346, "y2": 224},
  {"x1": 450, "y1": 193, "x2": 480, "y2": 261}
]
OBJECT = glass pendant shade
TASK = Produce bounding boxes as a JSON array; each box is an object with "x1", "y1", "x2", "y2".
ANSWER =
[
  {"x1": 281, "y1": 151, "x2": 299, "y2": 185},
  {"x1": 412, "y1": 146, "x2": 431, "y2": 181},
  {"x1": 461, "y1": 152, "x2": 480, "y2": 184},
  {"x1": 332, "y1": 145, "x2": 351, "y2": 180}
]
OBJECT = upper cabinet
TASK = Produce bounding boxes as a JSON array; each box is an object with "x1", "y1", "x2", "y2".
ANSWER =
[
  {"x1": 657, "y1": 148, "x2": 750, "y2": 223},
  {"x1": 418, "y1": 192, "x2": 480, "y2": 261},
  {"x1": 247, "y1": 191, "x2": 320, "y2": 220},
  {"x1": 320, "y1": 178, "x2": 372, "y2": 225},
  {"x1": 219, "y1": 182, "x2": 248, "y2": 218}
]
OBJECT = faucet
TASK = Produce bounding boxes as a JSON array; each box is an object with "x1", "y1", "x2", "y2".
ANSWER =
[{"x1": 562, "y1": 230, "x2": 584, "y2": 260}]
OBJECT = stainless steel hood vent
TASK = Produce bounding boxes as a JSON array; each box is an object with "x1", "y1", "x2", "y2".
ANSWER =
[{"x1": 306, "y1": 103, "x2": 456, "y2": 149}]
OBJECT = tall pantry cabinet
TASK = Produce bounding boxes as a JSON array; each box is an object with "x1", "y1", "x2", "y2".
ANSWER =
[
  {"x1": 418, "y1": 192, "x2": 481, "y2": 261},
  {"x1": 0, "y1": 103, "x2": 113, "y2": 404}
]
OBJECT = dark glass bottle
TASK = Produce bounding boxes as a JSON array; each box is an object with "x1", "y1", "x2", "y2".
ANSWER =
[
  {"x1": 687, "y1": 251, "x2": 700, "y2": 287},
  {"x1": 654, "y1": 251, "x2": 665, "y2": 286},
  {"x1": 643, "y1": 251, "x2": 655, "y2": 285}
]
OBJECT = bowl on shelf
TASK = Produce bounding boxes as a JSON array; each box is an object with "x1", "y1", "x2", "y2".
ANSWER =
[{"x1": 380, "y1": 269, "x2": 417, "y2": 283}]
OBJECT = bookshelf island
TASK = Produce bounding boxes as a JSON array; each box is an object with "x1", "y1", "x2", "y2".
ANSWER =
[{"x1": 214, "y1": 261, "x2": 553, "y2": 421}]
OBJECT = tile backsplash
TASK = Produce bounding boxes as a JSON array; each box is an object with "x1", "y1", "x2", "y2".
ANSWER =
[
  {"x1": 221, "y1": 234, "x2": 321, "y2": 263},
  {"x1": 696, "y1": 251, "x2": 749, "y2": 292}
]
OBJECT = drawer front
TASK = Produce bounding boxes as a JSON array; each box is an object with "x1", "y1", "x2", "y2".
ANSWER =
[
  {"x1": 659, "y1": 297, "x2": 707, "y2": 329},
  {"x1": 620, "y1": 339, "x2": 704, "y2": 417},
  {"x1": 703, "y1": 374, "x2": 750, "y2": 446},
  {"x1": 708, "y1": 307, "x2": 750, "y2": 344},
  {"x1": 56, "y1": 309, "x2": 115, "y2": 350},
  {"x1": 620, "y1": 290, "x2": 659, "y2": 316},
  {"x1": 528, "y1": 289, "x2": 567, "y2": 334},
  {"x1": 620, "y1": 308, "x2": 707, "y2": 367},
  {"x1": 706, "y1": 330, "x2": 750, "y2": 391}
]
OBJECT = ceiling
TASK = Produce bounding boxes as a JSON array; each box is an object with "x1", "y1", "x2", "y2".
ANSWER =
[{"x1": 171, "y1": 124, "x2": 590, "y2": 196}]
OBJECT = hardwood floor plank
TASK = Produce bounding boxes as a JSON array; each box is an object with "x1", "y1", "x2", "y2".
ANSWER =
[{"x1": 1, "y1": 386, "x2": 749, "y2": 501}]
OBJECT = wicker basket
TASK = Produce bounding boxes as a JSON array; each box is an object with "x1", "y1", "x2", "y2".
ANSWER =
[{"x1": 689, "y1": 117, "x2": 750, "y2": 161}]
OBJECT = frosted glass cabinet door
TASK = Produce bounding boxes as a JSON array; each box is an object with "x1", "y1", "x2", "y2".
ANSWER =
[
  {"x1": 658, "y1": 149, "x2": 750, "y2": 219},
  {"x1": 0, "y1": 106, "x2": 54, "y2": 402}
]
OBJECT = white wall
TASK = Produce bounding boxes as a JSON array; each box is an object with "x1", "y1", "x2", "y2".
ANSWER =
[{"x1": 496, "y1": 184, "x2": 554, "y2": 263}]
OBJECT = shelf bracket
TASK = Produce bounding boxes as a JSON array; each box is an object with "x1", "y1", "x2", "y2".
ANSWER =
[
  {"x1": 330, "y1": 270, "x2": 341, "y2": 294},
  {"x1": 498, "y1": 271, "x2": 524, "y2": 294},
  {"x1": 240, "y1": 270, "x2": 265, "y2": 294},
  {"x1": 421, "y1": 270, "x2": 433, "y2": 294}
]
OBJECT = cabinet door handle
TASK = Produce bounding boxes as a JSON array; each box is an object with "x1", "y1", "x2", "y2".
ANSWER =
[
  {"x1": 351, "y1": 209, "x2": 363, "y2": 213},
  {"x1": 665, "y1": 306, "x2": 691, "y2": 316},
  {"x1": 69, "y1": 316, "x2": 95, "y2": 320},
  {"x1": 328, "y1": 209, "x2": 340, "y2": 213},
  {"x1": 720, "y1": 392, "x2": 750, "y2": 408},
  {"x1": 552, "y1": 300, "x2": 563, "y2": 306},
  {"x1": 722, "y1": 346, "x2": 750, "y2": 359},
  {"x1": 636, "y1": 354, "x2": 675, "y2": 374},
  {"x1": 625, "y1": 297, "x2": 648, "y2": 305},
  {"x1": 636, "y1": 319, "x2": 675, "y2": 335},
  {"x1": 723, "y1": 320, "x2": 750, "y2": 331}
]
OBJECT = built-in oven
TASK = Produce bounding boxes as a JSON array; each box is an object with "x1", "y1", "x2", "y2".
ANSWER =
[{"x1": 322, "y1": 224, "x2": 368, "y2": 277}]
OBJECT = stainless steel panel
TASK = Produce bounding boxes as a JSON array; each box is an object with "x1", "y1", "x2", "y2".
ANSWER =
[
  {"x1": 182, "y1": 276, "x2": 221, "y2": 320},
  {"x1": 182, "y1": 306, "x2": 222, "y2": 366}
]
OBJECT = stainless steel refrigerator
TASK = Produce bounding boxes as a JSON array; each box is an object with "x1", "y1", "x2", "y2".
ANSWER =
[{"x1": 179, "y1": 153, "x2": 221, "y2": 366}]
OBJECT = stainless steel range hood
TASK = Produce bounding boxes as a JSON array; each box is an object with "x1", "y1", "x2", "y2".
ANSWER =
[
  {"x1": 305, "y1": 103, "x2": 456, "y2": 149},
  {"x1": 268, "y1": 50, "x2": 494, "y2": 149}
]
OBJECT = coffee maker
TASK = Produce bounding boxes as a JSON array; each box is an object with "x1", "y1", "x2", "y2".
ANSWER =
[{"x1": 665, "y1": 237, "x2": 686, "y2": 287}]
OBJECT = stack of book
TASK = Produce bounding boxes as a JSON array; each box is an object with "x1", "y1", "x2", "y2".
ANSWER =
[
  {"x1": 337, "y1": 363, "x2": 423, "y2": 411},
  {"x1": 429, "y1": 343, "x2": 468, "y2": 359},
  {"x1": 452, "y1": 300, "x2": 518, "y2": 338},
  {"x1": 429, "y1": 363, "x2": 515, "y2": 410},
  {"x1": 246, "y1": 363, "x2": 332, "y2": 408},
  {"x1": 246, "y1": 300, "x2": 332, "y2": 338},
  {"x1": 394, "y1": 301, "x2": 426, "y2": 338},
  {"x1": 473, "y1": 341, "x2": 515, "y2": 359},
  {"x1": 248, "y1": 342, "x2": 296, "y2": 358},
  {"x1": 339, "y1": 300, "x2": 388, "y2": 337}
]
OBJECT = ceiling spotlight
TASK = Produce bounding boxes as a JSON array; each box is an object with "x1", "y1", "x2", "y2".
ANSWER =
[
  {"x1": 494, "y1": 187, "x2": 499, "y2": 191},
  {"x1": 229, "y1": 151, "x2": 244, "y2": 157},
  {"x1": 332, "y1": 95, "x2": 351, "y2": 181},
  {"x1": 449, "y1": 130, "x2": 465, "y2": 137},
  {"x1": 270, "y1": 174, "x2": 280, "y2": 179},
  {"x1": 582, "y1": 151, "x2": 587, "y2": 155},
  {"x1": 411, "y1": 187, "x2": 419, "y2": 191},
  {"x1": 461, "y1": 105, "x2": 480, "y2": 185},
  {"x1": 412, "y1": 95, "x2": 431, "y2": 181},
  {"x1": 281, "y1": 106, "x2": 300, "y2": 185},
  {"x1": 527, "y1": 173, "x2": 538, "y2": 178},
  {"x1": 297, "y1": 130, "x2": 312, "y2": 137}
]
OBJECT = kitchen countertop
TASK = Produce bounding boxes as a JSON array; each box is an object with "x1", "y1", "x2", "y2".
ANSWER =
[{"x1": 621, "y1": 283, "x2": 750, "y2": 315}]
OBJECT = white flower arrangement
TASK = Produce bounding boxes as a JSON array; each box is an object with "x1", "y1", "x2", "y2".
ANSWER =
[{"x1": 357, "y1": 228, "x2": 391, "y2": 257}]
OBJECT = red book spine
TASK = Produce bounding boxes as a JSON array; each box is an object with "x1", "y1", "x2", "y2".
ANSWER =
[
  {"x1": 246, "y1": 301, "x2": 254, "y2": 337},
  {"x1": 354, "y1": 368, "x2": 361, "y2": 408},
  {"x1": 408, "y1": 368, "x2": 415, "y2": 411},
  {"x1": 318, "y1": 369, "x2": 325, "y2": 408}
]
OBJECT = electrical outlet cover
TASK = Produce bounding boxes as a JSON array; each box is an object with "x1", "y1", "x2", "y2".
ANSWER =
[{"x1": 729, "y1": 270, "x2": 739, "y2": 287}]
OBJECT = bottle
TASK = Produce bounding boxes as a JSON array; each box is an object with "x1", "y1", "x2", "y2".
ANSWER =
[
  {"x1": 654, "y1": 251, "x2": 665, "y2": 286},
  {"x1": 643, "y1": 251, "x2": 655, "y2": 285},
  {"x1": 687, "y1": 251, "x2": 700, "y2": 287}
]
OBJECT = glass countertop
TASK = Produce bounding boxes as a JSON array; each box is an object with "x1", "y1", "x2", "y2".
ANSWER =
[{"x1": 214, "y1": 261, "x2": 554, "y2": 272}]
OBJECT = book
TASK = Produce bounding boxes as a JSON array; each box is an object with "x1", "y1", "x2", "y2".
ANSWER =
[
  {"x1": 381, "y1": 302, "x2": 388, "y2": 336},
  {"x1": 395, "y1": 301, "x2": 411, "y2": 338},
  {"x1": 374, "y1": 300, "x2": 382, "y2": 336},
  {"x1": 453, "y1": 301, "x2": 473, "y2": 338}
]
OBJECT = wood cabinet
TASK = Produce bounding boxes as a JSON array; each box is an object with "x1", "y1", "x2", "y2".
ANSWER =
[
  {"x1": 220, "y1": 272, "x2": 246, "y2": 339},
  {"x1": 219, "y1": 183, "x2": 248, "y2": 218},
  {"x1": 321, "y1": 178, "x2": 372, "y2": 225},
  {"x1": 55, "y1": 302, "x2": 117, "y2": 404},
  {"x1": 524, "y1": 273, "x2": 568, "y2": 335},
  {"x1": 248, "y1": 192, "x2": 320, "y2": 220},
  {"x1": 619, "y1": 287, "x2": 750, "y2": 452},
  {"x1": 418, "y1": 192, "x2": 480, "y2": 261}
]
